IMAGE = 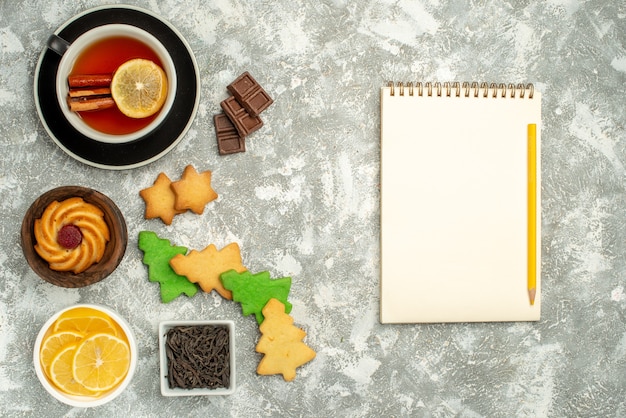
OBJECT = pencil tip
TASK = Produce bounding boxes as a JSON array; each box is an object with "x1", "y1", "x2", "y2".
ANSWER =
[{"x1": 528, "y1": 288, "x2": 536, "y2": 306}]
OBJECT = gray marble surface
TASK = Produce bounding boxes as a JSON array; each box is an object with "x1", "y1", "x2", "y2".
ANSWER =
[{"x1": 1, "y1": 0, "x2": 625, "y2": 416}]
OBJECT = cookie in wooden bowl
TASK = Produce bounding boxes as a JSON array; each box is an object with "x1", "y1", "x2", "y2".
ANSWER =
[{"x1": 21, "y1": 186, "x2": 127, "y2": 288}]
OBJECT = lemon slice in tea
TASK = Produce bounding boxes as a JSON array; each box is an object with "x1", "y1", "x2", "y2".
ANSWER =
[{"x1": 111, "y1": 59, "x2": 167, "y2": 119}]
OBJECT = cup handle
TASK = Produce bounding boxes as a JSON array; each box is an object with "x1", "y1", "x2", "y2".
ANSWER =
[{"x1": 46, "y1": 34, "x2": 70, "y2": 56}]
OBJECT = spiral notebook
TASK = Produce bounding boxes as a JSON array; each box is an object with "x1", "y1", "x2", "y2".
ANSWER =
[{"x1": 380, "y1": 82, "x2": 542, "y2": 323}]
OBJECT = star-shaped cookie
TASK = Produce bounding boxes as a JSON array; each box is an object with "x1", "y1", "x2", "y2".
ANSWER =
[
  {"x1": 139, "y1": 172, "x2": 185, "y2": 225},
  {"x1": 169, "y1": 242, "x2": 246, "y2": 300},
  {"x1": 170, "y1": 165, "x2": 218, "y2": 214}
]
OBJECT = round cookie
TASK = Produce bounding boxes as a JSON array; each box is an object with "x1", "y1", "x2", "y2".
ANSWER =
[{"x1": 34, "y1": 197, "x2": 110, "y2": 274}]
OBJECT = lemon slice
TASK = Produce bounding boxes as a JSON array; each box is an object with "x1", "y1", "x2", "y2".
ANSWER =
[
  {"x1": 53, "y1": 307, "x2": 118, "y2": 337},
  {"x1": 49, "y1": 344, "x2": 100, "y2": 397},
  {"x1": 111, "y1": 58, "x2": 167, "y2": 119},
  {"x1": 72, "y1": 333, "x2": 131, "y2": 392},
  {"x1": 40, "y1": 330, "x2": 84, "y2": 377}
]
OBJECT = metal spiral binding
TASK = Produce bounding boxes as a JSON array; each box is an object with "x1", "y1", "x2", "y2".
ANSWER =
[{"x1": 387, "y1": 81, "x2": 534, "y2": 99}]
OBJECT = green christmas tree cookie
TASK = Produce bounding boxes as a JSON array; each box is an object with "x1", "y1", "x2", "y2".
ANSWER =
[
  {"x1": 138, "y1": 231, "x2": 198, "y2": 303},
  {"x1": 220, "y1": 270, "x2": 292, "y2": 324}
]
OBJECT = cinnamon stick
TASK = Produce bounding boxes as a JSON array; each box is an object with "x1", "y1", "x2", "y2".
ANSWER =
[
  {"x1": 67, "y1": 96, "x2": 115, "y2": 112},
  {"x1": 68, "y1": 74, "x2": 112, "y2": 88},
  {"x1": 68, "y1": 87, "x2": 112, "y2": 98}
]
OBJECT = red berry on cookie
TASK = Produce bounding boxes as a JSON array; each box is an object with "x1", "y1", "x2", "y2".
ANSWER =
[{"x1": 57, "y1": 224, "x2": 83, "y2": 249}]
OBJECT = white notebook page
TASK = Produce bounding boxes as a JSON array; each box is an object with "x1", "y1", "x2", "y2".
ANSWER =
[{"x1": 380, "y1": 84, "x2": 542, "y2": 323}]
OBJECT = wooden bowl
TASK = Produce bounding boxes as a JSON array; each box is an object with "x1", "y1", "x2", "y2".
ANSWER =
[{"x1": 21, "y1": 186, "x2": 127, "y2": 288}]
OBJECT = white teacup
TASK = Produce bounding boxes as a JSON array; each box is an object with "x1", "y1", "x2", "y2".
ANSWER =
[{"x1": 48, "y1": 24, "x2": 177, "y2": 144}]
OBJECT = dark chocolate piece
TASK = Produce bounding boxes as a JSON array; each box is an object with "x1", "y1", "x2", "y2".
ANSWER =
[
  {"x1": 220, "y1": 96, "x2": 263, "y2": 137},
  {"x1": 214, "y1": 113, "x2": 245, "y2": 155},
  {"x1": 227, "y1": 72, "x2": 273, "y2": 117}
]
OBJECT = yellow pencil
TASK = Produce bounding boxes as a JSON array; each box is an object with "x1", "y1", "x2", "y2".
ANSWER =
[{"x1": 528, "y1": 124, "x2": 537, "y2": 305}]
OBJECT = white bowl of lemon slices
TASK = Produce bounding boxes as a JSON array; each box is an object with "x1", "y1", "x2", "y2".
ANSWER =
[{"x1": 33, "y1": 304, "x2": 137, "y2": 408}]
